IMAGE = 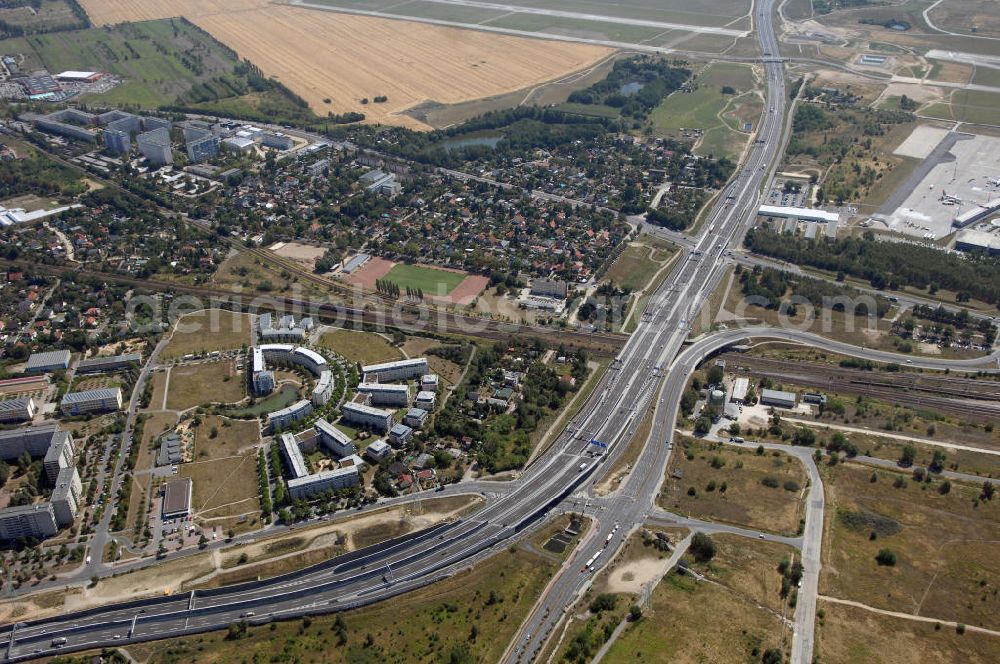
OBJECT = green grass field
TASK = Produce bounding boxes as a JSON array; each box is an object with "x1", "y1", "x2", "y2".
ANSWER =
[
  {"x1": 0, "y1": 0, "x2": 85, "y2": 33},
  {"x1": 384, "y1": 263, "x2": 466, "y2": 295},
  {"x1": 18, "y1": 19, "x2": 237, "y2": 107},
  {"x1": 651, "y1": 63, "x2": 755, "y2": 139}
]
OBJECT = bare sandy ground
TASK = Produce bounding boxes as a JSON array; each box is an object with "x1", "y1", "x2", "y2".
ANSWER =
[
  {"x1": 603, "y1": 555, "x2": 676, "y2": 595},
  {"x1": 345, "y1": 256, "x2": 394, "y2": 290},
  {"x1": 0, "y1": 497, "x2": 480, "y2": 620},
  {"x1": 439, "y1": 275, "x2": 489, "y2": 305}
]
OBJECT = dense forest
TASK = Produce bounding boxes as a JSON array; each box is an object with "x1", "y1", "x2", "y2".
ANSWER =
[
  {"x1": 738, "y1": 265, "x2": 890, "y2": 316},
  {"x1": 745, "y1": 229, "x2": 1000, "y2": 306}
]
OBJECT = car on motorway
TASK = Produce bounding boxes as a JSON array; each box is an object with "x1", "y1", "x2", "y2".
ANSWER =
[
  {"x1": 51, "y1": 637, "x2": 67, "y2": 647},
  {"x1": 240, "y1": 611, "x2": 255, "y2": 618}
]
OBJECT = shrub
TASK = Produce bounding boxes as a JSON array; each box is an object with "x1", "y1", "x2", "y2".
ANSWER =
[
  {"x1": 690, "y1": 531, "x2": 716, "y2": 562},
  {"x1": 875, "y1": 548, "x2": 897, "y2": 566}
]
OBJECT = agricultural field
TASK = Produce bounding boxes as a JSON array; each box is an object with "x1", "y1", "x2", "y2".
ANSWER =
[
  {"x1": 161, "y1": 309, "x2": 252, "y2": 361},
  {"x1": 123, "y1": 546, "x2": 555, "y2": 664},
  {"x1": 11, "y1": 19, "x2": 244, "y2": 107},
  {"x1": 820, "y1": 461, "x2": 1000, "y2": 631},
  {"x1": 165, "y1": 361, "x2": 244, "y2": 411},
  {"x1": 659, "y1": 437, "x2": 809, "y2": 536},
  {"x1": 80, "y1": 0, "x2": 615, "y2": 129},
  {"x1": 317, "y1": 328, "x2": 402, "y2": 365}
]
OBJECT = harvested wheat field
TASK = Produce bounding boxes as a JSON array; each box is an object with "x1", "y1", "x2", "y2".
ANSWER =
[
  {"x1": 79, "y1": 0, "x2": 613, "y2": 129},
  {"x1": 79, "y1": 0, "x2": 271, "y2": 25}
]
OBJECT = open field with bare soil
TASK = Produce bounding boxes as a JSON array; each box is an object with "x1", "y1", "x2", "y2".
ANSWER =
[
  {"x1": 820, "y1": 461, "x2": 1000, "y2": 632},
  {"x1": 80, "y1": 0, "x2": 614, "y2": 129}
]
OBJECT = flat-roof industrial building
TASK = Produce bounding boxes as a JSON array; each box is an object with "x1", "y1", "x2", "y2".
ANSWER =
[
  {"x1": 25, "y1": 349, "x2": 71, "y2": 374},
  {"x1": 760, "y1": 389, "x2": 797, "y2": 409},
  {"x1": 758, "y1": 205, "x2": 840, "y2": 224},
  {"x1": 730, "y1": 377, "x2": 749, "y2": 403},
  {"x1": 162, "y1": 477, "x2": 193, "y2": 519}
]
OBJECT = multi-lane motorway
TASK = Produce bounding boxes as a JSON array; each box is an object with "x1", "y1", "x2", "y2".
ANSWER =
[{"x1": 2, "y1": 1, "x2": 997, "y2": 661}]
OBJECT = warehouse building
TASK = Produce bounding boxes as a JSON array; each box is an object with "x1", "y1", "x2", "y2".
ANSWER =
[
  {"x1": 287, "y1": 466, "x2": 359, "y2": 500},
  {"x1": 75, "y1": 353, "x2": 142, "y2": 374},
  {"x1": 0, "y1": 503, "x2": 59, "y2": 541},
  {"x1": 730, "y1": 377, "x2": 749, "y2": 404},
  {"x1": 760, "y1": 389, "x2": 797, "y2": 409},
  {"x1": 222, "y1": 136, "x2": 254, "y2": 153},
  {"x1": 60, "y1": 387, "x2": 123, "y2": 416},
  {"x1": 341, "y1": 402, "x2": 394, "y2": 433},
  {"x1": 314, "y1": 418, "x2": 355, "y2": 458},
  {"x1": 0, "y1": 397, "x2": 35, "y2": 423},
  {"x1": 269, "y1": 399, "x2": 313, "y2": 431},
  {"x1": 362, "y1": 357, "x2": 428, "y2": 382},
  {"x1": 357, "y1": 382, "x2": 410, "y2": 407},
  {"x1": 954, "y1": 229, "x2": 1000, "y2": 256},
  {"x1": 25, "y1": 349, "x2": 71, "y2": 374},
  {"x1": 161, "y1": 477, "x2": 193, "y2": 520},
  {"x1": 757, "y1": 205, "x2": 840, "y2": 224}
]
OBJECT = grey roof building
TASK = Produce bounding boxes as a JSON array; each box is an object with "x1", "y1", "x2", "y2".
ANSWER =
[
  {"x1": 75, "y1": 353, "x2": 142, "y2": 374},
  {"x1": 25, "y1": 349, "x2": 71, "y2": 373}
]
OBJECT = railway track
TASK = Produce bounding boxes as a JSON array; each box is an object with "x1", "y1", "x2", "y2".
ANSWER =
[
  {"x1": 723, "y1": 353, "x2": 1000, "y2": 423},
  {"x1": 2, "y1": 259, "x2": 626, "y2": 354}
]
